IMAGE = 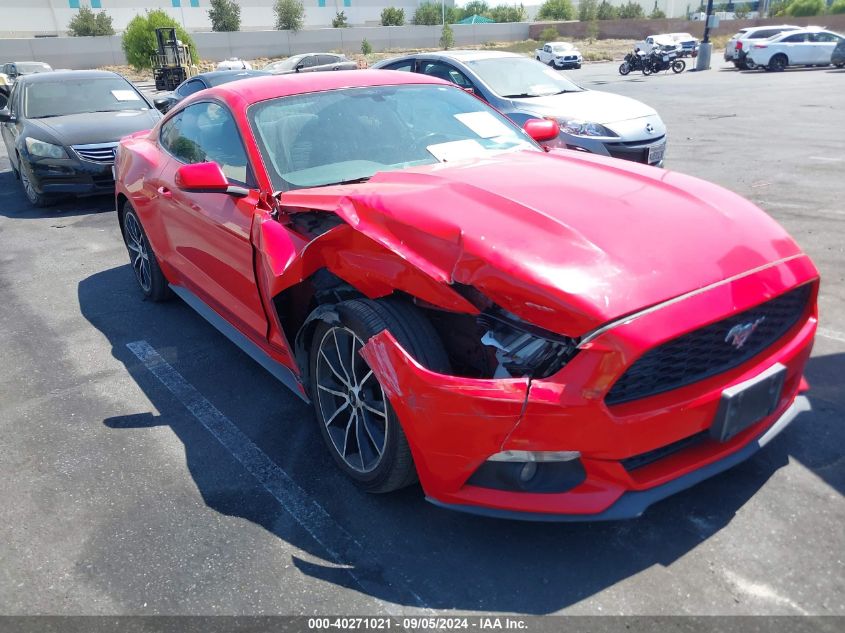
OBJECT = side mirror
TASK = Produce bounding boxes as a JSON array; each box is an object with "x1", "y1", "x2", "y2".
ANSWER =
[
  {"x1": 175, "y1": 162, "x2": 248, "y2": 197},
  {"x1": 0, "y1": 108, "x2": 15, "y2": 123},
  {"x1": 463, "y1": 86, "x2": 475, "y2": 95},
  {"x1": 295, "y1": 63, "x2": 304, "y2": 72},
  {"x1": 523, "y1": 119, "x2": 559, "y2": 143},
  {"x1": 153, "y1": 97, "x2": 171, "y2": 113}
]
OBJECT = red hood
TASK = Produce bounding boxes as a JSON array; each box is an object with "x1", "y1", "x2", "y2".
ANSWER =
[{"x1": 279, "y1": 150, "x2": 803, "y2": 336}]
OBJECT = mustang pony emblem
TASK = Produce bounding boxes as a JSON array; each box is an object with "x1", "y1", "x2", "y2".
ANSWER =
[{"x1": 725, "y1": 317, "x2": 766, "y2": 350}]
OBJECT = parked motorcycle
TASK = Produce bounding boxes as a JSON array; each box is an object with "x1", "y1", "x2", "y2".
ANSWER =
[
  {"x1": 619, "y1": 49, "x2": 650, "y2": 75},
  {"x1": 645, "y1": 49, "x2": 686, "y2": 74}
]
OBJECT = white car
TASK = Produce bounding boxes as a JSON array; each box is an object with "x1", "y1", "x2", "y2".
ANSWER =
[
  {"x1": 216, "y1": 57, "x2": 252, "y2": 71},
  {"x1": 746, "y1": 28, "x2": 845, "y2": 71},
  {"x1": 638, "y1": 35, "x2": 682, "y2": 55},
  {"x1": 534, "y1": 42, "x2": 582, "y2": 69},
  {"x1": 724, "y1": 24, "x2": 800, "y2": 69},
  {"x1": 668, "y1": 32, "x2": 699, "y2": 57}
]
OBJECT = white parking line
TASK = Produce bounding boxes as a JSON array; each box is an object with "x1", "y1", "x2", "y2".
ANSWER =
[
  {"x1": 818, "y1": 328, "x2": 845, "y2": 344},
  {"x1": 126, "y1": 340, "x2": 427, "y2": 613},
  {"x1": 808, "y1": 156, "x2": 844, "y2": 162}
]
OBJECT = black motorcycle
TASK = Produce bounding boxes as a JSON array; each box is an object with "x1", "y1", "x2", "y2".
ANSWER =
[
  {"x1": 645, "y1": 49, "x2": 686, "y2": 74},
  {"x1": 618, "y1": 49, "x2": 650, "y2": 75}
]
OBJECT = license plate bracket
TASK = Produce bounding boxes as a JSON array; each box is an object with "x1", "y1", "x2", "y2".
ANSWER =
[
  {"x1": 710, "y1": 363, "x2": 786, "y2": 442},
  {"x1": 648, "y1": 142, "x2": 666, "y2": 164}
]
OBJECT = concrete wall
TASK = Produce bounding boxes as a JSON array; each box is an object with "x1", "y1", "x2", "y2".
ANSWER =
[
  {"x1": 0, "y1": 23, "x2": 531, "y2": 70},
  {"x1": 529, "y1": 15, "x2": 845, "y2": 41}
]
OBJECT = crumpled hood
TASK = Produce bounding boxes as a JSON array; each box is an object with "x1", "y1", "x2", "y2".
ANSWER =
[
  {"x1": 32, "y1": 109, "x2": 160, "y2": 146},
  {"x1": 510, "y1": 90, "x2": 656, "y2": 126},
  {"x1": 279, "y1": 150, "x2": 802, "y2": 336}
]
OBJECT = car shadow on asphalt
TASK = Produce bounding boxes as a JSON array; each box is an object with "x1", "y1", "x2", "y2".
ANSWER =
[
  {"x1": 0, "y1": 168, "x2": 114, "y2": 219},
  {"x1": 79, "y1": 264, "x2": 842, "y2": 613}
]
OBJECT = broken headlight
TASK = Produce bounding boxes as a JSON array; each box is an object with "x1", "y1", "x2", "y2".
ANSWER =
[{"x1": 478, "y1": 310, "x2": 577, "y2": 379}]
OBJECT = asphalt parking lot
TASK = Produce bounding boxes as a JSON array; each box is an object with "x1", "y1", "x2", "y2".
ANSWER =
[{"x1": 0, "y1": 60, "x2": 843, "y2": 617}]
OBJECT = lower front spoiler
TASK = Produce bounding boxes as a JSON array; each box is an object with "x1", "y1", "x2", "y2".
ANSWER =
[{"x1": 427, "y1": 395, "x2": 811, "y2": 522}]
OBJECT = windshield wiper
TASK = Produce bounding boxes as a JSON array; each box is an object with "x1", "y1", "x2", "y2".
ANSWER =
[
  {"x1": 326, "y1": 176, "x2": 372, "y2": 186},
  {"x1": 503, "y1": 93, "x2": 540, "y2": 98}
]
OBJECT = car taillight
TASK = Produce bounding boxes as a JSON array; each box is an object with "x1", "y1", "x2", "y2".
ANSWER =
[{"x1": 737, "y1": 41, "x2": 743, "y2": 50}]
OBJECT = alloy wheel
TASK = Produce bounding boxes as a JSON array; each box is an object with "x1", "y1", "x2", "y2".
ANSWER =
[
  {"x1": 124, "y1": 212, "x2": 152, "y2": 293},
  {"x1": 314, "y1": 325, "x2": 389, "y2": 473}
]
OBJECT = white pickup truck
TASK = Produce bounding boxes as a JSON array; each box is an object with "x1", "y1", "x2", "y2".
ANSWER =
[{"x1": 534, "y1": 42, "x2": 583, "y2": 69}]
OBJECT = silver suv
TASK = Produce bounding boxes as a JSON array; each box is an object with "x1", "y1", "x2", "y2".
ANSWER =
[{"x1": 724, "y1": 25, "x2": 800, "y2": 69}]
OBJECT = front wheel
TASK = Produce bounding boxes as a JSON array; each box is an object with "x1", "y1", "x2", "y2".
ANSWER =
[
  {"x1": 642, "y1": 63, "x2": 653, "y2": 76},
  {"x1": 309, "y1": 298, "x2": 449, "y2": 493},
  {"x1": 19, "y1": 157, "x2": 53, "y2": 208},
  {"x1": 121, "y1": 202, "x2": 172, "y2": 302},
  {"x1": 619, "y1": 61, "x2": 631, "y2": 76},
  {"x1": 672, "y1": 59, "x2": 686, "y2": 73}
]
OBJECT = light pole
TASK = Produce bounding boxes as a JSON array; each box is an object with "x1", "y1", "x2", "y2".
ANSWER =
[
  {"x1": 694, "y1": 0, "x2": 715, "y2": 70},
  {"x1": 442, "y1": 0, "x2": 446, "y2": 25}
]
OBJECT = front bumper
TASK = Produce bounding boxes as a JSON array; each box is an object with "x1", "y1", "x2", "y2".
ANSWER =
[
  {"x1": 24, "y1": 154, "x2": 115, "y2": 196},
  {"x1": 359, "y1": 256, "x2": 818, "y2": 520}
]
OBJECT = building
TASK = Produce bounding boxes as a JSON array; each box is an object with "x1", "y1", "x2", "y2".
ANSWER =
[{"x1": 1, "y1": 0, "x2": 455, "y2": 37}]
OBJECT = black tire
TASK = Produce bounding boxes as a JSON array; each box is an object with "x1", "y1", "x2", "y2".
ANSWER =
[
  {"x1": 642, "y1": 62, "x2": 653, "y2": 76},
  {"x1": 769, "y1": 54, "x2": 788, "y2": 72},
  {"x1": 672, "y1": 59, "x2": 686, "y2": 73},
  {"x1": 619, "y1": 62, "x2": 631, "y2": 75},
  {"x1": 574, "y1": 64, "x2": 581, "y2": 69},
  {"x1": 121, "y1": 202, "x2": 172, "y2": 302},
  {"x1": 836, "y1": 62, "x2": 845, "y2": 68},
  {"x1": 308, "y1": 297, "x2": 449, "y2": 493},
  {"x1": 18, "y1": 157, "x2": 54, "y2": 208}
]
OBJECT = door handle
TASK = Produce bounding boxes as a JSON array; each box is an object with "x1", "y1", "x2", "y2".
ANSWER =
[{"x1": 157, "y1": 186, "x2": 172, "y2": 199}]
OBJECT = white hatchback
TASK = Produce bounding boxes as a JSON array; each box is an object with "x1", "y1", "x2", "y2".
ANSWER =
[{"x1": 746, "y1": 28, "x2": 845, "y2": 71}]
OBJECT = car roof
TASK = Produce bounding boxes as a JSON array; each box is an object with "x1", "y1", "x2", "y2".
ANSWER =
[
  {"x1": 16, "y1": 69, "x2": 120, "y2": 83},
  {"x1": 6, "y1": 61, "x2": 51, "y2": 65},
  {"x1": 208, "y1": 69, "x2": 448, "y2": 106},
  {"x1": 743, "y1": 24, "x2": 800, "y2": 33}
]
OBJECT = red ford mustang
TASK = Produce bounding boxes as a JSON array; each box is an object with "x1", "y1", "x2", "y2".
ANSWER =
[{"x1": 115, "y1": 71, "x2": 818, "y2": 520}]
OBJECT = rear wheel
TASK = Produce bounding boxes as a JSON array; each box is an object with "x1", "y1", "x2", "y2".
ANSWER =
[
  {"x1": 642, "y1": 62, "x2": 653, "y2": 76},
  {"x1": 619, "y1": 61, "x2": 631, "y2": 75},
  {"x1": 769, "y1": 54, "x2": 788, "y2": 72},
  {"x1": 121, "y1": 202, "x2": 172, "y2": 302},
  {"x1": 309, "y1": 297, "x2": 449, "y2": 493}
]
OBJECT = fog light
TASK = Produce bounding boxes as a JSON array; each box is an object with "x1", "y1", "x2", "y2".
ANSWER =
[{"x1": 519, "y1": 461, "x2": 538, "y2": 482}]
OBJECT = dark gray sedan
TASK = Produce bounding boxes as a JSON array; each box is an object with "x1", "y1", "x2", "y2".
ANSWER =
[
  {"x1": 152, "y1": 69, "x2": 270, "y2": 114},
  {"x1": 262, "y1": 53, "x2": 357, "y2": 75},
  {"x1": 373, "y1": 50, "x2": 667, "y2": 167}
]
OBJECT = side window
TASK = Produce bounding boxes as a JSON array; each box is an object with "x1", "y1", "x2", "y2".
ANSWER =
[
  {"x1": 317, "y1": 55, "x2": 338, "y2": 65},
  {"x1": 421, "y1": 62, "x2": 476, "y2": 92},
  {"x1": 300, "y1": 55, "x2": 316, "y2": 68},
  {"x1": 781, "y1": 34, "x2": 806, "y2": 43},
  {"x1": 162, "y1": 102, "x2": 252, "y2": 185},
  {"x1": 543, "y1": 45, "x2": 551, "y2": 53},
  {"x1": 176, "y1": 79, "x2": 204, "y2": 97},
  {"x1": 812, "y1": 32, "x2": 837, "y2": 43},
  {"x1": 383, "y1": 61, "x2": 414, "y2": 72}
]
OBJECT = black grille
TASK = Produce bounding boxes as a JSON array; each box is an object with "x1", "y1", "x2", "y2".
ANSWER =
[
  {"x1": 621, "y1": 431, "x2": 708, "y2": 471},
  {"x1": 606, "y1": 284, "x2": 811, "y2": 406}
]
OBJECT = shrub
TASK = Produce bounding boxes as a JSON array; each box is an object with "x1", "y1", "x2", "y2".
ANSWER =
[
  {"x1": 587, "y1": 18, "x2": 599, "y2": 41},
  {"x1": 649, "y1": 1, "x2": 666, "y2": 18},
  {"x1": 464, "y1": 1, "x2": 491, "y2": 15},
  {"x1": 831, "y1": 0, "x2": 845, "y2": 13},
  {"x1": 733, "y1": 2, "x2": 750, "y2": 18},
  {"x1": 618, "y1": 1, "x2": 645, "y2": 18},
  {"x1": 332, "y1": 11, "x2": 348, "y2": 27},
  {"x1": 538, "y1": 26, "x2": 560, "y2": 41},
  {"x1": 536, "y1": 0, "x2": 575, "y2": 20},
  {"x1": 489, "y1": 4, "x2": 527, "y2": 22},
  {"x1": 361, "y1": 38, "x2": 373, "y2": 54},
  {"x1": 785, "y1": 0, "x2": 824, "y2": 15},
  {"x1": 208, "y1": 0, "x2": 241, "y2": 32},
  {"x1": 122, "y1": 10, "x2": 196, "y2": 70},
  {"x1": 380, "y1": 7, "x2": 405, "y2": 25},
  {"x1": 68, "y1": 5, "x2": 115, "y2": 37},
  {"x1": 596, "y1": 0, "x2": 618, "y2": 19},
  {"x1": 440, "y1": 23, "x2": 455, "y2": 49},
  {"x1": 414, "y1": 2, "x2": 443, "y2": 25},
  {"x1": 274, "y1": 0, "x2": 304, "y2": 32}
]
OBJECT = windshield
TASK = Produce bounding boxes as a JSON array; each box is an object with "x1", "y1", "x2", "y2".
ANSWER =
[
  {"x1": 17, "y1": 63, "x2": 51, "y2": 74},
  {"x1": 23, "y1": 77, "x2": 148, "y2": 118},
  {"x1": 464, "y1": 57, "x2": 583, "y2": 98},
  {"x1": 270, "y1": 56, "x2": 303, "y2": 72},
  {"x1": 551, "y1": 43, "x2": 574, "y2": 52},
  {"x1": 249, "y1": 84, "x2": 539, "y2": 191},
  {"x1": 207, "y1": 71, "x2": 266, "y2": 86}
]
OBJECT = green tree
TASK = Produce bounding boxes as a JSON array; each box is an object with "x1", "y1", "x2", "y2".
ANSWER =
[
  {"x1": 380, "y1": 7, "x2": 405, "y2": 25},
  {"x1": 332, "y1": 10, "x2": 348, "y2": 27},
  {"x1": 67, "y1": 5, "x2": 115, "y2": 37},
  {"x1": 208, "y1": 0, "x2": 241, "y2": 32},
  {"x1": 463, "y1": 1, "x2": 491, "y2": 16},
  {"x1": 536, "y1": 0, "x2": 575, "y2": 20},
  {"x1": 733, "y1": 2, "x2": 750, "y2": 18},
  {"x1": 489, "y1": 4, "x2": 527, "y2": 21},
  {"x1": 122, "y1": 10, "x2": 197, "y2": 70},
  {"x1": 579, "y1": 0, "x2": 598, "y2": 20},
  {"x1": 596, "y1": 0, "x2": 618, "y2": 19},
  {"x1": 361, "y1": 38, "x2": 373, "y2": 54},
  {"x1": 440, "y1": 22, "x2": 455, "y2": 49},
  {"x1": 830, "y1": 0, "x2": 845, "y2": 13},
  {"x1": 274, "y1": 0, "x2": 305, "y2": 31},
  {"x1": 413, "y1": 2, "x2": 443, "y2": 25},
  {"x1": 619, "y1": 1, "x2": 646, "y2": 18},
  {"x1": 785, "y1": 0, "x2": 824, "y2": 15},
  {"x1": 649, "y1": 1, "x2": 666, "y2": 18},
  {"x1": 767, "y1": 0, "x2": 789, "y2": 14}
]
